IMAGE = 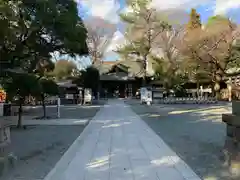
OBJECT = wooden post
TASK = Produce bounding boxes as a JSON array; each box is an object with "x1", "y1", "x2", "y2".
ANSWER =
[{"x1": 57, "y1": 98, "x2": 60, "y2": 118}]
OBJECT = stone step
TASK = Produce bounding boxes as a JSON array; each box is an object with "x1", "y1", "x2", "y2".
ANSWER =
[
  {"x1": 232, "y1": 101, "x2": 240, "y2": 116},
  {"x1": 222, "y1": 114, "x2": 240, "y2": 127}
]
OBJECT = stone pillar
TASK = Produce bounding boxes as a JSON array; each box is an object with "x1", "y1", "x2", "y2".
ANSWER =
[{"x1": 222, "y1": 101, "x2": 240, "y2": 178}]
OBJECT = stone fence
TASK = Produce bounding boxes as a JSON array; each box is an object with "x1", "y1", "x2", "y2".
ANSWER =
[{"x1": 153, "y1": 97, "x2": 218, "y2": 104}]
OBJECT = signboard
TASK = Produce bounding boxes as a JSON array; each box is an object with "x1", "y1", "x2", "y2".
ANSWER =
[
  {"x1": 140, "y1": 87, "x2": 147, "y2": 103},
  {"x1": 84, "y1": 89, "x2": 92, "y2": 104},
  {"x1": 146, "y1": 90, "x2": 152, "y2": 103},
  {"x1": 140, "y1": 87, "x2": 152, "y2": 104},
  {"x1": 65, "y1": 94, "x2": 74, "y2": 99},
  {"x1": 153, "y1": 92, "x2": 163, "y2": 98}
]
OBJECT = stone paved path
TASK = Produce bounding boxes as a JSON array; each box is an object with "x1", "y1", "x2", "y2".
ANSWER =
[{"x1": 44, "y1": 99, "x2": 201, "y2": 180}]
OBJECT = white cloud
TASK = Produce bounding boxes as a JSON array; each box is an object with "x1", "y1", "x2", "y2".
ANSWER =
[
  {"x1": 150, "y1": 0, "x2": 210, "y2": 10},
  {"x1": 215, "y1": 0, "x2": 240, "y2": 15},
  {"x1": 149, "y1": 0, "x2": 240, "y2": 15},
  {"x1": 80, "y1": 0, "x2": 120, "y2": 23},
  {"x1": 79, "y1": 0, "x2": 240, "y2": 61},
  {"x1": 105, "y1": 30, "x2": 125, "y2": 53}
]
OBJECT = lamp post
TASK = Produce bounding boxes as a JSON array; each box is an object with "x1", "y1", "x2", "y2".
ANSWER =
[{"x1": 57, "y1": 97, "x2": 61, "y2": 118}]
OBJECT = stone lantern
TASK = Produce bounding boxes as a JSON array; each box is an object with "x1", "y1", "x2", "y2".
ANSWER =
[{"x1": 222, "y1": 101, "x2": 240, "y2": 178}]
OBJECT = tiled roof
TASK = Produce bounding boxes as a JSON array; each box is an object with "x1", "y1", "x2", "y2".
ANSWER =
[
  {"x1": 100, "y1": 72, "x2": 135, "y2": 81},
  {"x1": 95, "y1": 59, "x2": 155, "y2": 78},
  {"x1": 56, "y1": 80, "x2": 77, "y2": 88}
]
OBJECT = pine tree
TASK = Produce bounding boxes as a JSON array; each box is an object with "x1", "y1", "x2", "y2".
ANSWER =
[
  {"x1": 117, "y1": 0, "x2": 170, "y2": 85},
  {"x1": 187, "y1": 8, "x2": 201, "y2": 30},
  {"x1": 184, "y1": 8, "x2": 206, "y2": 93}
]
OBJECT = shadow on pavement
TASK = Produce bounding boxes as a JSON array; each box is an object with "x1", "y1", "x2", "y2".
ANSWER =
[{"x1": 126, "y1": 99, "x2": 237, "y2": 180}]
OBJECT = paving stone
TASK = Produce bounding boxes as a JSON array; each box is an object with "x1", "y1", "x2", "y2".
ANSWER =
[{"x1": 43, "y1": 99, "x2": 201, "y2": 180}]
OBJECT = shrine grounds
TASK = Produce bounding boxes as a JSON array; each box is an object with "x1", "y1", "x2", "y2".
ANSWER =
[
  {"x1": 127, "y1": 100, "x2": 233, "y2": 180},
  {"x1": 1, "y1": 99, "x2": 237, "y2": 180},
  {"x1": 2, "y1": 103, "x2": 105, "y2": 180}
]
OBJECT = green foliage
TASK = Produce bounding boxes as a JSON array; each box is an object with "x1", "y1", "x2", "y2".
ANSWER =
[
  {"x1": 3, "y1": 73, "x2": 40, "y2": 101},
  {"x1": 117, "y1": 0, "x2": 171, "y2": 85},
  {"x1": 206, "y1": 15, "x2": 231, "y2": 27},
  {"x1": 39, "y1": 78, "x2": 59, "y2": 97},
  {"x1": 0, "y1": 0, "x2": 88, "y2": 74},
  {"x1": 52, "y1": 60, "x2": 78, "y2": 80},
  {"x1": 2, "y1": 72, "x2": 41, "y2": 127},
  {"x1": 80, "y1": 66, "x2": 100, "y2": 93},
  {"x1": 153, "y1": 55, "x2": 189, "y2": 93},
  {"x1": 227, "y1": 39, "x2": 240, "y2": 70}
]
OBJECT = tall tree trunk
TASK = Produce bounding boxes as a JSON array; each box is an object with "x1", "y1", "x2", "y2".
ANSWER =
[
  {"x1": 17, "y1": 97, "x2": 23, "y2": 128},
  {"x1": 41, "y1": 94, "x2": 46, "y2": 118},
  {"x1": 142, "y1": 55, "x2": 147, "y2": 86},
  {"x1": 213, "y1": 70, "x2": 223, "y2": 100},
  {"x1": 81, "y1": 88, "x2": 85, "y2": 105},
  {"x1": 214, "y1": 81, "x2": 221, "y2": 99},
  {"x1": 196, "y1": 80, "x2": 200, "y2": 97}
]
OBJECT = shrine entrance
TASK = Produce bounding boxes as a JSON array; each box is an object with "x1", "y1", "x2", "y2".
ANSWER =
[
  {"x1": 99, "y1": 63, "x2": 141, "y2": 99},
  {"x1": 100, "y1": 81, "x2": 135, "y2": 98}
]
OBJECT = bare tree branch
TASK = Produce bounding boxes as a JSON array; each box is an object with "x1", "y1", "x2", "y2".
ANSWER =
[{"x1": 84, "y1": 17, "x2": 116, "y2": 64}]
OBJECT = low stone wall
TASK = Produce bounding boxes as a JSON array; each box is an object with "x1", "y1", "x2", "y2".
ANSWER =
[{"x1": 153, "y1": 97, "x2": 218, "y2": 104}]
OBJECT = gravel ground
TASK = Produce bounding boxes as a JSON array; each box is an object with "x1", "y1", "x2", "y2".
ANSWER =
[
  {"x1": 126, "y1": 100, "x2": 235, "y2": 180},
  {"x1": 22, "y1": 99, "x2": 106, "y2": 119},
  {"x1": 2, "y1": 102, "x2": 104, "y2": 180}
]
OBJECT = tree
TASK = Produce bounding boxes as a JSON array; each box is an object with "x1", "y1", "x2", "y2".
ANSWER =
[
  {"x1": 116, "y1": 0, "x2": 170, "y2": 85},
  {"x1": 152, "y1": 24, "x2": 186, "y2": 88},
  {"x1": 84, "y1": 17, "x2": 116, "y2": 64},
  {"x1": 3, "y1": 73, "x2": 40, "y2": 128},
  {"x1": 180, "y1": 15, "x2": 240, "y2": 98},
  {"x1": 52, "y1": 60, "x2": 78, "y2": 80},
  {"x1": 38, "y1": 78, "x2": 59, "y2": 119},
  {"x1": 81, "y1": 66, "x2": 100, "y2": 95},
  {"x1": 186, "y1": 8, "x2": 201, "y2": 31},
  {"x1": 206, "y1": 15, "x2": 231, "y2": 27},
  {"x1": 153, "y1": 56, "x2": 188, "y2": 95},
  {"x1": 72, "y1": 66, "x2": 100, "y2": 104},
  {"x1": 0, "y1": 0, "x2": 88, "y2": 76},
  {"x1": 179, "y1": 9, "x2": 209, "y2": 92}
]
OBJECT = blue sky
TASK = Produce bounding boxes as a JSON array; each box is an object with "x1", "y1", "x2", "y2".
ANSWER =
[
  {"x1": 62, "y1": 0, "x2": 240, "y2": 66},
  {"x1": 189, "y1": 3, "x2": 215, "y2": 23}
]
